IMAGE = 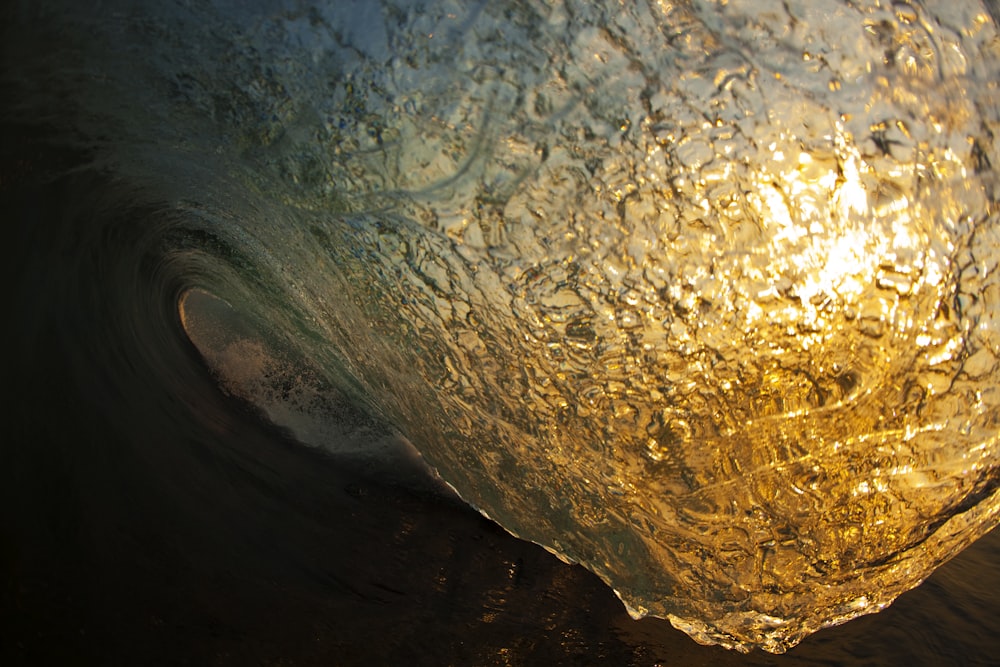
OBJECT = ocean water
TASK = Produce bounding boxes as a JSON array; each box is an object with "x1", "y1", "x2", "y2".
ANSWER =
[{"x1": 3, "y1": 0, "x2": 1000, "y2": 664}]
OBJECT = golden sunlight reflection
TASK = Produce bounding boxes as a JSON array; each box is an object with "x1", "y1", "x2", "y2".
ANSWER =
[{"x1": 210, "y1": 0, "x2": 1000, "y2": 654}]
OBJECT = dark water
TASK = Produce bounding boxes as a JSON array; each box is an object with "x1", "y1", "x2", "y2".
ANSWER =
[{"x1": 3, "y1": 1, "x2": 999, "y2": 665}]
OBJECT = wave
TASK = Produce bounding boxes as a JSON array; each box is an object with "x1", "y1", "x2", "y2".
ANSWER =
[{"x1": 3, "y1": 0, "x2": 1000, "y2": 662}]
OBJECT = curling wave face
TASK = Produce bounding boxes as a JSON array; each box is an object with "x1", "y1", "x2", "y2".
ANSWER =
[{"x1": 5, "y1": 0, "x2": 1000, "y2": 652}]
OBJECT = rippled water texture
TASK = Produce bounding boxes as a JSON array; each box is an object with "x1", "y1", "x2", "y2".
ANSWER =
[{"x1": 3, "y1": 0, "x2": 1000, "y2": 659}]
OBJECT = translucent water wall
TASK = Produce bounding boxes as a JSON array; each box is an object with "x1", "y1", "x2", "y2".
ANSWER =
[{"x1": 264, "y1": 0, "x2": 1000, "y2": 651}]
